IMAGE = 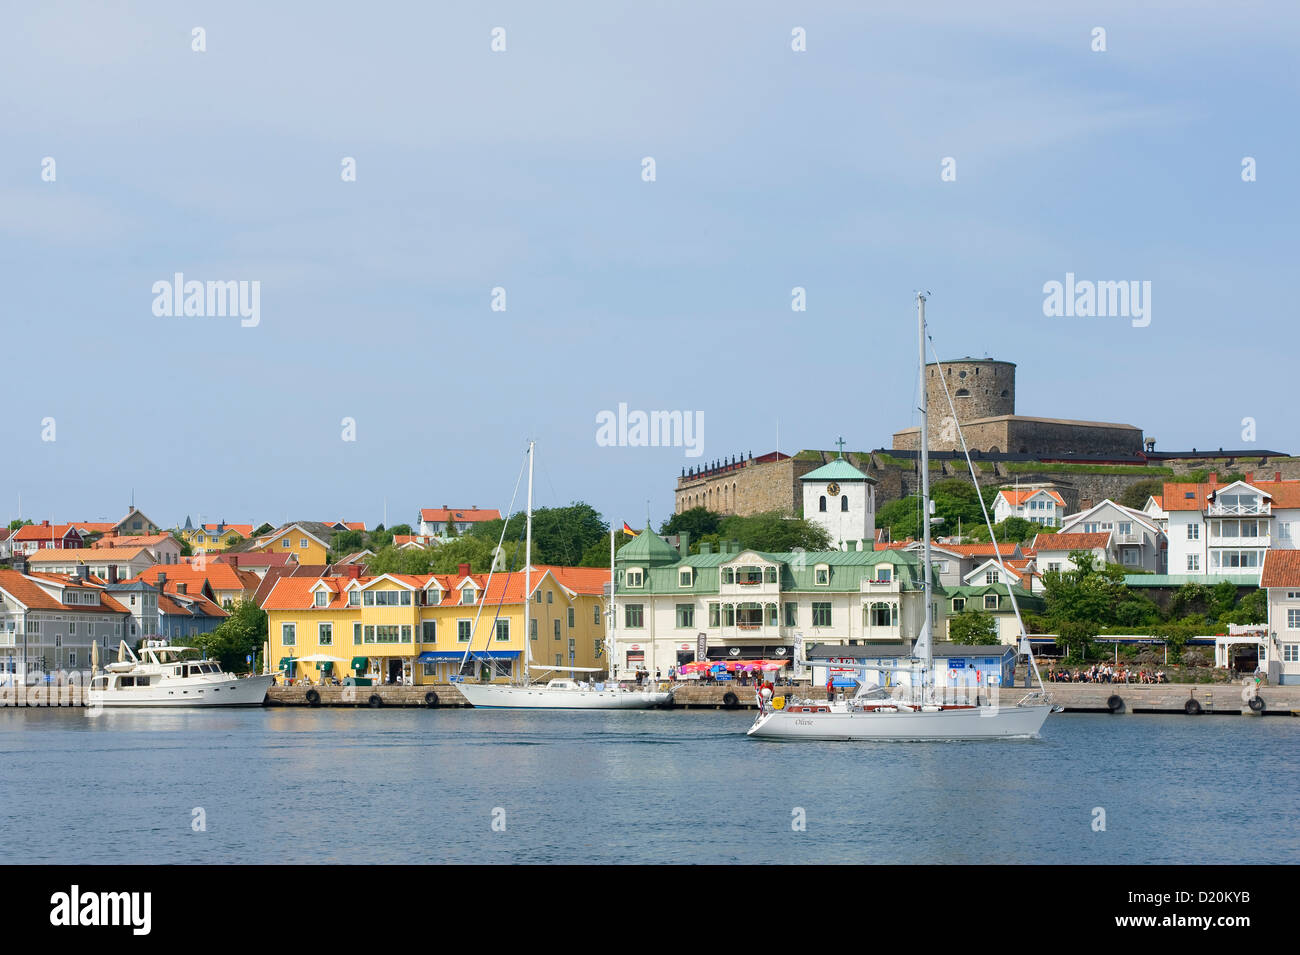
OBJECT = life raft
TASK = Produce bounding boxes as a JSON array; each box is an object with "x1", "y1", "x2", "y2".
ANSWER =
[{"x1": 305, "y1": 688, "x2": 321, "y2": 706}]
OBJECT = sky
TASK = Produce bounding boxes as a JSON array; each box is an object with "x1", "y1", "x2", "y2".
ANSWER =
[{"x1": 2, "y1": 1, "x2": 1297, "y2": 532}]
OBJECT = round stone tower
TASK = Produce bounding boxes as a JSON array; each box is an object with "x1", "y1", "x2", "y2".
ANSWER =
[{"x1": 927, "y1": 358, "x2": 1015, "y2": 450}]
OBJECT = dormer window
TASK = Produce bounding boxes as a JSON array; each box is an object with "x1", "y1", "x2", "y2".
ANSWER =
[
  {"x1": 348, "y1": 591, "x2": 360, "y2": 606},
  {"x1": 461, "y1": 588, "x2": 476, "y2": 606},
  {"x1": 679, "y1": 568, "x2": 693, "y2": 587},
  {"x1": 814, "y1": 564, "x2": 830, "y2": 586},
  {"x1": 626, "y1": 568, "x2": 644, "y2": 588},
  {"x1": 314, "y1": 591, "x2": 328, "y2": 607}
]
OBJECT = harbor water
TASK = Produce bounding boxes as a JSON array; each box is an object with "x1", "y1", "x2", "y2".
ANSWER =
[{"x1": 1, "y1": 708, "x2": 1295, "y2": 865}]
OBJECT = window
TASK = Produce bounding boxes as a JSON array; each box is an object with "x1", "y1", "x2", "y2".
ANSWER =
[
  {"x1": 679, "y1": 568, "x2": 693, "y2": 587},
  {"x1": 952, "y1": 597, "x2": 966, "y2": 612},
  {"x1": 841, "y1": 496, "x2": 848, "y2": 512},
  {"x1": 767, "y1": 603, "x2": 778, "y2": 627},
  {"x1": 535, "y1": 591, "x2": 542, "y2": 603},
  {"x1": 282, "y1": 539, "x2": 291, "y2": 549},
  {"x1": 567, "y1": 608, "x2": 575, "y2": 628},
  {"x1": 819, "y1": 496, "x2": 827, "y2": 512},
  {"x1": 461, "y1": 588, "x2": 476, "y2": 606},
  {"x1": 457, "y1": 620, "x2": 472, "y2": 643},
  {"x1": 1289, "y1": 610, "x2": 1300, "y2": 630},
  {"x1": 985, "y1": 571, "x2": 999, "y2": 584},
  {"x1": 723, "y1": 604, "x2": 735, "y2": 627},
  {"x1": 299, "y1": 538, "x2": 308, "y2": 549},
  {"x1": 282, "y1": 623, "x2": 296, "y2": 646},
  {"x1": 764, "y1": 566, "x2": 777, "y2": 583},
  {"x1": 625, "y1": 605, "x2": 644, "y2": 628},
  {"x1": 815, "y1": 565, "x2": 829, "y2": 586},
  {"x1": 553, "y1": 619, "x2": 561, "y2": 640},
  {"x1": 546, "y1": 590, "x2": 553, "y2": 604},
  {"x1": 422, "y1": 621, "x2": 436, "y2": 643},
  {"x1": 1187, "y1": 524, "x2": 1200, "y2": 540},
  {"x1": 721, "y1": 568, "x2": 734, "y2": 584},
  {"x1": 784, "y1": 602, "x2": 797, "y2": 626},
  {"x1": 1121, "y1": 550, "x2": 1137, "y2": 565},
  {"x1": 496, "y1": 619, "x2": 510, "y2": 642},
  {"x1": 984, "y1": 595, "x2": 999, "y2": 610},
  {"x1": 348, "y1": 591, "x2": 360, "y2": 606},
  {"x1": 709, "y1": 602, "x2": 720, "y2": 627},
  {"x1": 626, "y1": 569, "x2": 644, "y2": 587},
  {"x1": 319, "y1": 623, "x2": 332, "y2": 646},
  {"x1": 1187, "y1": 554, "x2": 1200, "y2": 572},
  {"x1": 530, "y1": 619, "x2": 537, "y2": 639},
  {"x1": 876, "y1": 567, "x2": 892, "y2": 583},
  {"x1": 314, "y1": 591, "x2": 328, "y2": 607},
  {"x1": 1284, "y1": 644, "x2": 1299, "y2": 662},
  {"x1": 676, "y1": 604, "x2": 694, "y2": 628},
  {"x1": 811, "y1": 602, "x2": 831, "y2": 627},
  {"x1": 593, "y1": 604, "x2": 601, "y2": 625},
  {"x1": 868, "y1": 602, "x2": 896, "y2": 627}
]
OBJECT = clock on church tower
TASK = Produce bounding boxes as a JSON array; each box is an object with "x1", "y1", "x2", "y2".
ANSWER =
[{"x1": 826, "y1": 482, "x2": 840, "y2": 496}]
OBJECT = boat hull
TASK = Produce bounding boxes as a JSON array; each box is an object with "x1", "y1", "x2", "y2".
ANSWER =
[
  {"x1": 457, "y1": 681, "x2": 672, "y2": 709},
  {"x1": 88, "y1": 674, "x2": 274, "y2": 707},
  {"x1": 747, "y1": 702, "x2": 1052, "y2": 740}
]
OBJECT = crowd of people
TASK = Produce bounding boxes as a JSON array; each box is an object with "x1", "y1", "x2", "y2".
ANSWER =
[{"x1": 1049, "y1": 663, "x2": 1166, "y2": 684}]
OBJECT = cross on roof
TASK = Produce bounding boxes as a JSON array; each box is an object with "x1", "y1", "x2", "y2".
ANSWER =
[{"x1": 835, "y1": 437, "x2": 846, "y2": 458}]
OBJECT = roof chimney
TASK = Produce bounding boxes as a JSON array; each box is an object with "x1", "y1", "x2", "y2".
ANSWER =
[
  {"x1": 1276, "y1": 471, "x2": 1282, "y2": 483},
  {"x1": 1245, "y1": 471, "x2": 1253, "y2": 483},
  {"x1": 457, "y1": 563, "x2": 471, "y2": 577},
  {"x1": 157, "y1": 572, "x2": 167, "y2": 590},
  {"x1": 108, "y1": 565, "x2": 118, "y2": 584},
  {"x1": 12, "y1": 554, "x2": 26, "y2": 575}
]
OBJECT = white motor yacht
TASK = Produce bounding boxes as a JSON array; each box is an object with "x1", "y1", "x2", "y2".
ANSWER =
[{"x1": 87, "y1": 641, "x2": 273, "y2": 707}]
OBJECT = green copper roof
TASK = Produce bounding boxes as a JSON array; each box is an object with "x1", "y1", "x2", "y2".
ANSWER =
[
  {"x1": 800, "y1": 458, "x2": 874, "y2": 482},
  {"x1": 614, "y1": 526, "x2": 681, "y2": 566}
]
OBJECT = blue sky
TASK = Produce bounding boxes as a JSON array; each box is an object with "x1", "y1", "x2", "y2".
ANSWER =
[{"x1": 3, "y1": 1, "x2": 1297, "y2": 531}]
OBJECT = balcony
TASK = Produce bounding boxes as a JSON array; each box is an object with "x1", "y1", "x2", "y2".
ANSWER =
[
  {"x1": 1209, "y1": 537, "x2": 1270, "y2": 549},
  {"x1": 860, "y1": 578, "x2": 898, "y2": 592},
  {"x1": 1113, "y1": 532, "x2": 1143, "y2": 545},
  {"x1": 1206, "y1": 502, "x2": 1269, "y2": 517}
]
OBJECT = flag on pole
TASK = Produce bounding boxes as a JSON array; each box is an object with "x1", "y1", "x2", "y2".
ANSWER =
[{"x1": 622, "y1": 522, "x2": 638, "y2": 536}]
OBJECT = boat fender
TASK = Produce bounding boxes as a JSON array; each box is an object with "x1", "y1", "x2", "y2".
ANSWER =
[
  {"x1": 1106, "y1": 694, "x2": 1123, "y2": 713},
  {"x1": 1248, "y1": 695, "x2": 1265, "y2": 713},
  {"x1": 368, "y1": 694, "x2": 383, "y2": 708},
  {"x1": 1184, "y1": 698, "x2": 1202, "y2": 716},
  {"x1": 722, "y1": 691, "x2": 739, "y2": 708},
  {"x1": 305, "y1": 688, "x2": 321, "y2": 706},
  {"x1": 425, "y1": 690, "x2": 439, "y2": 707}
]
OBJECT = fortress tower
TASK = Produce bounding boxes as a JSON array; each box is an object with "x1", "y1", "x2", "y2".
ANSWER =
[{"x1": 926, "y1": 358, "x2": 1016, "y2": 450}]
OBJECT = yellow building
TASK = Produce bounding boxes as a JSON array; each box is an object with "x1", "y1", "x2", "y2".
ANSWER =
[
  {"x1": 261, "y1": 565, "x2": 610, "y2": 686},
  {"x1": 251, "y1": 523, "x2": 332, "y2": 566},
  {"x1": 177, "y1": 522, "x2": 253, "y2": 553}
]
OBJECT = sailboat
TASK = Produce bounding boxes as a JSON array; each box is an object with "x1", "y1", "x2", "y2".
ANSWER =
[
  {"x1": 747, "y1": 293, "x2": 1054, "y2": 740},
  {"x1": 455, "y1": 441, "x2": 674, "y2": 710}
]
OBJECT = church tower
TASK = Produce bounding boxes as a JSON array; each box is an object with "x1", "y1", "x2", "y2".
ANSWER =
[{"x1": 799, "y1": 442, "x2": 876, "y2": 551}]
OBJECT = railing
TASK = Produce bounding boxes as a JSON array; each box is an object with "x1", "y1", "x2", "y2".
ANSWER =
[
  {"x1": 1112, "y1": 532, "x2": 1143, "y2": 544},
  {"x1": 1206, "y1": 503, "x2": 1270, "y2": 516},
  {"x1": 1208, "y1": 537, "x2": 1270, "y2": 548}
]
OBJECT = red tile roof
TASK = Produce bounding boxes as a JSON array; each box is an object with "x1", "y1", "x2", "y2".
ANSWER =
[
  {"x1": 135, "y1": 563, "x2": 259, "y2": 595},
  {"x1": 27, "y1": 546, "x2": 153, "y2": 562},
  {"x1": 201, "y1": 523, "x2": 254, "y2": 538},
  {"x1": 419, "y1": 508, "x2": 501, "y2": 523},
  {"x1": 1032, "y1": 532, "x2": 1112, "y2": 551},
  {"x1": 1260, "y1": 550, "x2": 1300, "y2": 588},
  {"x1": 0, "y1": 570, "x2": 129, "y2": 614},
  {"x1": 942, "y1": 542, "x2": 1020, "y2": 557},
  {"x1": 92, "y1": 533, "x2": 172, "y2": 549}
]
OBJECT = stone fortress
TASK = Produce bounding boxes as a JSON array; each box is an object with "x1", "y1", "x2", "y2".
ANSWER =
[
  {"x1": 673, "y1": 356, "x2": 1294, "y2": 521},
  {"x1": 890, "y1": 358, "x2": 1143, "y2": 458}
]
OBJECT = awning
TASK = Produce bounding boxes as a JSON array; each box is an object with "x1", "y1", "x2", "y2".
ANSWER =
[
  {"x1": 318, "y1": 662, "x2": 333, "y2": 672},
  {"x1": 350, "y1": 656, "x2": 369, "y2": 671},
  {"x1": 418, "y1": 651, "x2": 462, "y2": 663},
  {"x1": 475, "y1": 651, "x2": 520, "y2": 660},
  {"x1": 277, "y1": 657, "x2": 296, "y2": 671}
]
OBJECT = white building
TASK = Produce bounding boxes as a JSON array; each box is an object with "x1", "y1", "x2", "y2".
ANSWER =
[
  {"x1": 23, "y1": 546, "x2": 156, "y2": 583},
  {"x1": 417, "y1": 507, "x2": 502, "y2": 540},
  {"x1": 800, "y1": 454, "x2": 877, "y2": 552},
  {"x1": 1162, "y1": 475, "x2": 1300, "y2": 580},
  {"x1": 1259, "y1": 550, "x2": 1300, "y2": 685},
  {"x1": 1058, "y1": 499, "x2": 1166, "y2": 573},
  {"x1": 1031, "y1": 531, "x2": 1114, "y2": 574},
  {"x1": 993, "y1": 487, "x2": 1065, "y2": 526}
]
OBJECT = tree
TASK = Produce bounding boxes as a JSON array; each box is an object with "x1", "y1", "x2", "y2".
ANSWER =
[
  {"x1": 716, "y1": 512, "x2": 832, "y2": 552},
  {"x1": 333, "y1": 529, "x2": 364, "y2": 552},
  {"x1": 172, "y1": 532, "x2": 193, "y2": 557},
  {"x1": 875, "y1": 480, "x2": 998, "y2": 541},
  {"x1": 8, "y1": 518, "x2": 32, "y2": 531},
  {"x1": 1057, "y1": 620, "x2": 1095, "y2": 662},
  {"x1": 193, "y1": 600, "x2": 267, "y2": 673},
  {"x1": 660, "y1": 507, "x2": 722, "y2": 540},
  {"x1": 389, "y1": 524, "x2": 413, "y2": 537},
  {"x1": 1119, "y1": 477, "x2": 1165, "y2": 510},
  {"x1": 471, "y1": 503, "x2": 608, "y2": 566},
  {"x1": 949, "y1": 609, "x2": 999, "y2": 645},
  {"x1": 965, "y1": 516, "x2": 1041, "y2": 544}
]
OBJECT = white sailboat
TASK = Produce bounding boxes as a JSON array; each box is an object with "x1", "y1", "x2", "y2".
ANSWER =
[
  {"x1": 748, "y1": 293, "x2": 1054, "y2": 741},
  {"x1": 456, "y1": 441, "x2": 674, "y2": 710}
]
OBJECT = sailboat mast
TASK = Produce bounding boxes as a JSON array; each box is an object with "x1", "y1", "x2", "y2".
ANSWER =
[
  {"x1": 917, "y1": 293, "x2": 934, "y2": 676},
  {"x1": 523, "y1": 441, "x2": 534, "y2": 683},
  {"x1": 608, "y1": 526, "x2": 616, "y2": 679}
]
